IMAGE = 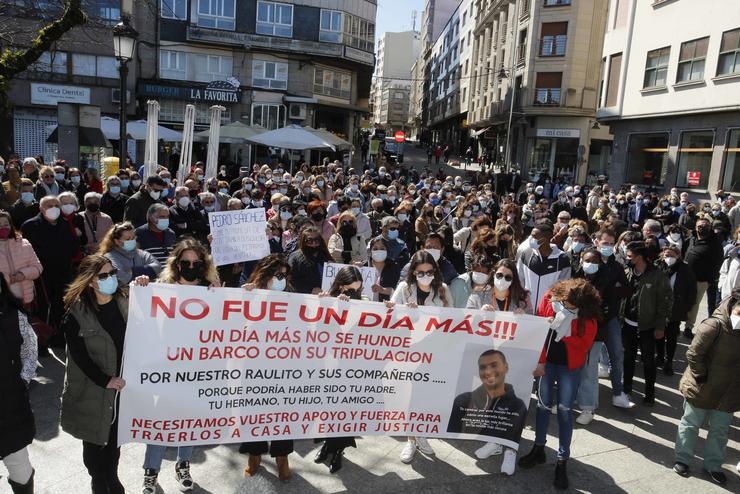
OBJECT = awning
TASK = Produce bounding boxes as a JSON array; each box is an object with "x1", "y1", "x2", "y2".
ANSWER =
[
  {"x1": 284, "y1": 96, "x2": 318, "y2": 104},
  {"x1": 46, "y1": 127, "x2": 110, "y2": 147},
  {"x1": 45, "y1": 117, "x2": 182, "y2": 142}
]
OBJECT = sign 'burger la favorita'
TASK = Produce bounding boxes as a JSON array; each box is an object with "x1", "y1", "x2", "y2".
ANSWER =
[{"x1": 138, "y1": 77, "x2": 242, "y2": 103}]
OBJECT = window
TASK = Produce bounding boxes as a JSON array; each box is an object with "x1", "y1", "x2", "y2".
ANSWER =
[
  {"x1": 32, "y1": 51, "x2": 67, "y2": 73},
  {"x1": 314, "y1": 67, "x2": 352, "y2": 100},
  {"x1": 343, "y1": 14, "x2": 374, "y2": 52},
  {"x1": 96, "y1": 57, "x2": 118, "y2": 78},
  {"x1": 643, "y1": 47, "x2": 670, "y2": 88},
  {"x1": 722, "y1": 129, "x2": 740, "y2": 192},
  {"x1": 252, "y1": 60, "x2": 288, "y2": 90},
  {"x1": 320, "y1": 9, "x2": 342, "y2": 42},
  {"x1": 72, "y1": 54, "x2": 96, "y2": 76},
  {"x1": 612, "y1": 0, "x2": 628, "y2": 29},
  {"x1": 197, "y1": 0, "x2": 235, "y2": 30},
  {"x1": 626, "y1": 133, "x2": 669, "y2": 186},
  {"x1": 91, "y1": 0, "x2": 120, "y2": 25},
  {"x1": 534, "y1": 72, "x2": 562, "y2": 105},
  {"x1": 161, "y1": 0, "x2": 187, "y2": 20},
  {"x1": 605, "y1": 53, "x2": 622, "y2": 107},
  {"x1": 251, "y1": 104, "x2": 286, "y2": 130},
  {"x1": 676, "y1": 130, "x2": 714, "y2": 189},
  {"x1": 544, "y1": 0, "x2": 570, "y2": 5},
  {"x1": 540, "y1": 22, "x2": 567, "y2": 56},
  {"x1": 256, "y1": 1, "x2": 293, "y2": 37},
  {"x1": 677, "y1": 37, "x2": 708, "y2": 82},
  {"x1": 160, "y1": 49, "x2": 187, "y2": 79},
  {"x1": 718, "y1": 28, "x2": 740, "y2": 76},
  {"x1": 190, "y1": 54, "x2": 232, "y2": 82}
]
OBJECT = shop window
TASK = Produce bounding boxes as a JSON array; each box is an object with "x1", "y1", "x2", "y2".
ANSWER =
[
  {"x1": 626, "y1": 133, "x2": 669, "y2": 186},
  {"x1": 256, "y1": 1, "x2": 293, "y2": 37},
  {"x1": 717, "y1": 28, "x2": 740, "y2": 76},
  {"x1": 643, "y1": 47, "x2": 670, "y2": 88},
  {"x1": 534, "y1": 72, "x2": 561, "y2": 105},
  {"x1": 676, "y1": 130, "x2": 714, "y2": 189},
  {"x1": 677, "y1": 37, "x2": 708, "y2": 83},
  {"x1": 722, "y1": 129, "x2": 740, "y2": 192}
]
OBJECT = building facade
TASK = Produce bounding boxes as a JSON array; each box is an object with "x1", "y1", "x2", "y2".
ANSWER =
[
  {"x1": 468, "y1": 0, "x2": 612, "y2": 183},
  {"x1": 370, "y1": 30, "x2": 420, "y2": 132},
  {"x1": 597, "y1": 0, "x2": 740, "y2": 196}
]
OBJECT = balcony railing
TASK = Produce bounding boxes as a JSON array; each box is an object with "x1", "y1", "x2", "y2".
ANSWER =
[
  {"x1": 534, "y1": 88, "x2": 561, "y2": 106},
  {"x1": 517, "y1": 43, "x2": 527, "y2": 66},
  {"x1": 539, "y1": 36, "x2": 567, "y2": 57},
  {"x1": 520, "y1": 0, "x2": 530, "y2": 19}
]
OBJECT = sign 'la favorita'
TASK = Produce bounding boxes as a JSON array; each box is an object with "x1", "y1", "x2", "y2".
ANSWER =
[{"x1": 119, "y1": 285, "x2": 550, "y2": 451}]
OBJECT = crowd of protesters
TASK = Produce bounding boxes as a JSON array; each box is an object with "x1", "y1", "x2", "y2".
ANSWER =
[{"x1": 0, "y1": 150, "x2": 738, "y2": 493}]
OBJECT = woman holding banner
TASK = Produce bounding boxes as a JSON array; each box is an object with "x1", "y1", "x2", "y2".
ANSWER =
[
  {"x1": 518, "y1": 278, "x2": 600, "y2": 490},
  {"x1": 239, "y1": 253, "x2": 294, "y2": 480},
  {"x1": 366, "y1": 236, "x2": 401, "y2": 302},
  {"x1": 139, "y1": 238, "x2": 220, "y2": 494},
  {"x1": 389, "y1": 251, "x2": 450, "y2": 464},
  {"x1": 60, "y1": 254, "x2": 143, "y2": 494},
  {"x1": 314, "y1": 266, "x2": 365, "y2": 473}
]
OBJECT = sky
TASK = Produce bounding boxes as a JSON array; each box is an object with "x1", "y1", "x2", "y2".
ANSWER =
[{"x1": 375, "y1": 0, "x2": 425, "y2": 43}]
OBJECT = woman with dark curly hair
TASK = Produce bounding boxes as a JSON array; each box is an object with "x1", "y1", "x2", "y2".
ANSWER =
[{"x1": 518, "y1": 278, "x2": 600, "y2": 490}]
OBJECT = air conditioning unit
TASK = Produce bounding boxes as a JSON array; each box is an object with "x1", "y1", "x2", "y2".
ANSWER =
[
  {"x1": 111, "y1": 88, "x2": 131, "y2": 104},
  {"x1": 289, "y1": 103, "x2": 307, "y2": 120}
]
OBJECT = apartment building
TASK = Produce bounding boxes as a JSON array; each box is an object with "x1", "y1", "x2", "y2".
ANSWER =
[
  {"x1": 468, "y1": 0, "x2": 612, "y2": 183},
  {"x1": 597, "y1": 0, "x2": 740, "y2": 195}
]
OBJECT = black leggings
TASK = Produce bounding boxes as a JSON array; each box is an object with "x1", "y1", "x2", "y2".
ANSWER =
[
  {"x1": 239, "y1": 440, "x2": 294, "y2": 457},
  {"x1": 655, "y1": 321, "x2": 680, "y2": 364},
  {"x1": 82, "y1": 422, "x2": 123, "y2": 494},
  {"x1": 622, "y1": 325, "x2": 657, "y2": 398}
]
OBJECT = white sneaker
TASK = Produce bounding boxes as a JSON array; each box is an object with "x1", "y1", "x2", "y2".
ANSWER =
[
  {"x1": 175, "y1": 461, "x2": 193, "y2": 492},
  {"x1": 475, "y1": 442, "x2": 503, "y2": 459},
  {"x1": 598, "y1": 363, "x2": 610, "y2": 379},
  {"x1": 612, "y1": 392, "x2": 635, "y2": 409},
  {"x1": 576, "y1": 410, "x2": 594, "y2": 425},
  {"x1": 400, "y1": 440, "x2": 417, "y2": 463},
  {"x1": 551, "y1": 405, "x2": 557, "y2": 414},
  {"x1": 501, "y1": 448, "x2": 517, "y2": 476},
  {"x1": 415, "y1": 437, "x2": 436, "y2": 456}
]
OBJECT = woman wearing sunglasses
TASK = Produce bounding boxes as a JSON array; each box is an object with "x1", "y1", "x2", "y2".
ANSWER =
[
  {"x1": 60, "y1": 254, "x2": 147, "y2": 494},
  {"x1": 137, "y1": 238, "x2": 220, "y2": 493},
  {"x1": 239, "y1": 254, "x2": 294, "y2": 480},
  {"x1": 288, "y1": 226, "x2": 332, "y2": 294},
  {"x1": 518, "y1": 278, "x2": 600, "y2": 490},
  {"x1": 314, "y1": 266, "x2": 365, "y2": 473},
  {"x1": 389, "y1": 250, "x2": 450, "y2": 463}
]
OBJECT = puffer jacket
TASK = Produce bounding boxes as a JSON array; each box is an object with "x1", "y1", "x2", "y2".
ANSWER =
[
  {"x1": 105, "y1": 247, "x2": 161, "y2": 285},
  {"x1": 679, "y1": 295, "x2": 740, "y2": 412},
  {"x1": 0, "y1": 237, "x2": 43, "y2": 303}
]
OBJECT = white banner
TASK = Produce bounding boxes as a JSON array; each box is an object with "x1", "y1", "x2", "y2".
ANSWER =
[
  {"x1": 119, "y1": 285, "x2": 550, "y2": 450},
  {"x1": 321, "y1": 263, "x2": 377, "y2": 300},
  {"x1": 208, "y1": 209, "x2": 270, "y2": 266}
]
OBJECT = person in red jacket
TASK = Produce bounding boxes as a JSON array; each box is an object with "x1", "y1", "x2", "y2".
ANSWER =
[{"x1": 518, "y1": 278, "x2": 601, "y2": 490}]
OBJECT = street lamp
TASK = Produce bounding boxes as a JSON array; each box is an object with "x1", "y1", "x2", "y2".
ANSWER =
[{"x1": 113, "y1": 15, "x2": 138, "y2": 164}]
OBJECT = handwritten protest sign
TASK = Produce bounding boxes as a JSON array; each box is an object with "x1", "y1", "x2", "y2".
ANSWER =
[
  {"x1": 321, "y1": 262, "x2": 377, "y2": 299},
  {"x1": 208, "y1": 209, "x2": 270, "y2": 266}
]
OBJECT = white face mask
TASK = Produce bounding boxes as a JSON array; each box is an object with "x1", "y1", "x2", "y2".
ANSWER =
[
  {"x1": 426, "y1": 248, "x2": 441, "y2": 262},
  {"x1": 178, "y1": 197, "x2": 190, "y2": 208},
  {"x1": 416, "y1": 274, "x2": 434, "y2": 286},
  {"x1": 494, "y1": 276, "x2": 512, "y2": 292},
  {"x1": 61, "y1": 204, "x2": 76, "y2": 215},
  {"x1": 471, "y1": 271, "x2": 488, "y2": 285},
  {"x1": 44, "y1": 207, "x2": 61, "y2": 221},
  {"x1": 397, "y1": 213, "x2": 408, "y2": 222},
  {"x1": 731, "y1": 314, "x2": 740, "y2": 330},
  {"x1": 664, "y1": 256, "x2": 678, "y2": 266},
  {"x1": 270, "y1": 276, "x2": 286, "y2": 291},
  {"x1": 371, "y1": 249, "x2": 387, "y2": 262},
  {"x1": 149, "y1": 190, "x2": 161, "y2": 200}
]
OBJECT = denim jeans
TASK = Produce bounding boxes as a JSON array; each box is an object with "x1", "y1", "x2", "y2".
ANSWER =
[
  {"x1": 143, "y1": 445, "x2": 194, "y2": 472},
  {"x1": 535, "y1": 363, "x2": 582, "y2": 459},
  {"x1": 604, "y1": 317, "x2": 624, "y2": 396},
  {"x1": 577, "y1": 342, "x2": 602, "y2": 411},
  {"x1": 675, "y1": 400, "x2": 732, "y2": 471}
]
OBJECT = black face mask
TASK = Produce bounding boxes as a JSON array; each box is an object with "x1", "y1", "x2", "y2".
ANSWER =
[
  {"x1": 342, "y1": 288, "x2": 362, "y2": 299},
  {"x1": 188, "y1": 189, "x2": 198, "y2": 198},
  {"x1": 180, "y1": 263, "x2": 205, "y2": 282},
  {"x1": 86, "y1": 203, "x2": 100, "y2": 212},
  {"x1": 311, "y1": 212, "x2": 325, "y2": 222},
  {"x1": 339, "y1": 224, "x2": 357, "y2": 237},
  {"x1": 303, "y1": 246, "x2": 318, "y2": 257}
]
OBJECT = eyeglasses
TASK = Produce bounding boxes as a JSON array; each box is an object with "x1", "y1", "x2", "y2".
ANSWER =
[
  {"x1": 494, "y1": 272, "x2": 513, "y2": 282},
  {"x1": 273, "y1": 272, "x2": 288, "y2": 280},
  {"x1": 42, "y1": 174, "x2": 54, "y2": 179},
  {"x1": 415, "y1": 269, "x2": 435, "y2": 278},
  {"x1": 179, "y1": 260, "x2": 204, "y2": 270},
  {"x1": 304, "y1": 237, "x2": 321, "y2": 245},
  {"x1": 387, "y1": 227, "x2": 398, "y2": 231},
  {"x1": 97, "y1": 268, "x2": 118, "y2": 281}
]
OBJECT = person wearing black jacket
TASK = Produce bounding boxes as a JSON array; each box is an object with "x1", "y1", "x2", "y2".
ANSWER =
[
  {"x1": 100, "y1": 176, "x2": 128, "y2": 224},
  {"x1": 9, "y1": 179, "x2": 39, "y2": 230},
  {"x1": 366, "y1": 237, "x2": 401, "y2": 302},
  {"x1": 168, "y1": 187, "x2": 208, "y2": 242},
  {"x1": 683, "y1": 217, "x2": 724, "y2": 339},
  {"x1": 123, "y1": 175, "x2": 166, "y2": 228},
  {"x1": 657, "y1": 246, "x2": 697, "y2": 376},
  {"x1": 0, "y1": 277, "x2": 37, "y2": 494},
  {"x1": 287, "y1": 226, "x2": 332, "y2": 294}
]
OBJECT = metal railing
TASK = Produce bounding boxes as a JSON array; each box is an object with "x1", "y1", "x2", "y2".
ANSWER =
[
  {"x1": 534, "y1": 88, "x2": 561, "y2": 106},
  {"x1": 539, "y1": 36, "x2": 567, "y2": 57}
]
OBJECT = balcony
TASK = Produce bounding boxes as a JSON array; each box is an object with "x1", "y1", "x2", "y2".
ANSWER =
[
  {"x1": 520, "y1": 0, "x2": 530, "y2": 20},
  {"x1": 534, "y1": 88, "x2": 561, "y2": 106},
  {"x1": 186, "y1": 25, "x2": 375, "y2": 66},
  {"x1": 539, "y1": 36, "x2": 567, "y2": 57},
  {"x1": 517, "y1": 43, "x2": 527, "y2": 67}
]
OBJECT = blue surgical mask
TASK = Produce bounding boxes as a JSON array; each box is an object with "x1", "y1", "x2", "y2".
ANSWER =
[
  {"x1": 55, "y1": 173, "x2": 65, "y2": 181},
  {"x1": 582, "y1": 262, "x2": 599, "y2": 275},
  {"x1": 599, "y1": 245, "x2": 614, "y2": 258},
  {"x1": 156, "y1": 218, "x2": 169, "y2": 231},
  {"x1": 387, "y1": 229, "x2": 399, "y2": 240},
  {"x1": 351, "y1": 207, "x2": 361, "y2": 216},
  {"x1": 21, "y1": 192, "x2": 34, "y2": 203},
  {"x1": 122, "y1": 239, "x2": 136, "y2": 251},
  {"x1": 120, "y1": 179, "x2": 130, "y2": 188},
  {"x1": 109, "y1": 186, "x2": 121, "y2": 194},
  {"x1": 71, "y1": 176, "x2": 81, "y2": 184},
  {"x1": 96, "y1": 276, "x2": 118, "y2": 295},
  {"x1": 572, "y1": 241, "x2": 584, "y2": 253},
  {"x1": 528, "y1": 237, "x2": 541, "y2": 249},
  {"x1": 270, "y1": 276, "x2": 286, "y2": 291}
]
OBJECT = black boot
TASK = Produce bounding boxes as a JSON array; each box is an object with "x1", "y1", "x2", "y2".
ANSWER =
[
  {"x1": 663, "y1": 362, "x2": 674, "y2": 376},
  {"x1": 8, "y1": 470, "x2": 34, "y2": 494},
  {"x1": 554, "y1": 459, "x2": 569, "y2": 490},
  {"x1": 314, "y1": 443, "x2": 330, "y2": 463},
  {"x1": 329, "y1": 449, "x2": 344, "y2": 474},
  {"x1": 517, "y1": 444, "x2": 546, "y2": 469}
]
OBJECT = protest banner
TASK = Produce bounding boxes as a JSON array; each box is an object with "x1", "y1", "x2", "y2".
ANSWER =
[
  {"x1": 321, "y1": 263, "x2": 377, "y2": 300},
  {"x1": 119, "y1": 284, "x2": 550, "y2": 450},
  {"x1": 208, "y1": 209, "x2": 270, "y2": 266}
]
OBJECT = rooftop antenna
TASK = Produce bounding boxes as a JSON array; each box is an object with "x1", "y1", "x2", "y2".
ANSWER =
[{"x1": 412, "y1": 10, "x2": 417, "y2": 31}]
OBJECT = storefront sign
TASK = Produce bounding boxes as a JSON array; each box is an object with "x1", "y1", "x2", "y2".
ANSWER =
[
  {"x1": 536, "y1": 128, "x2": 580, "y2": 139},
  {"x1": 118, "y1": 285, "x2": 550, "y2": 449},
  {"x1": 344, "y1": 46, "x2": 375, "y2": 65},
  {"x1": 138, "y1": 79, "x2": 242, "y2": 103},
  {"x1": 687, "y1": 171, "x2": 701, "y2": 187},
  {"x1": 31, "y1": 83, "x2": 90, "y2": 105}
]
